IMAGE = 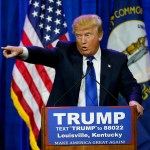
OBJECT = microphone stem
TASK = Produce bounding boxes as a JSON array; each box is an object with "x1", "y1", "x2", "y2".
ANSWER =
[{"x1": 89, "y1": 74, "x2": 119, "y2": 103}]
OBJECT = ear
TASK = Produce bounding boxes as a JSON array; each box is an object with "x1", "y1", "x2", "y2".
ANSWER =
[{"x1": 99, "y1": 31, "x2": 103, "y2": 41}]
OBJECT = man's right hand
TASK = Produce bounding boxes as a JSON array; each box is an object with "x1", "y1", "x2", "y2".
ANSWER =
[{"x1": 1, "y1": 46, "x2": 23, "y2": 58}]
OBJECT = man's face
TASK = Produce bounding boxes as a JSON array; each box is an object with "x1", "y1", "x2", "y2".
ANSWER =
[{"x1": 75, "y1": 27, "x2": 101, "y2": 57}]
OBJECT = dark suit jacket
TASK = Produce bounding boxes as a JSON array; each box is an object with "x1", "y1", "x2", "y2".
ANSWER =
[{"x1": 25, "y1": 41, "x2": 142, "y2": 106}]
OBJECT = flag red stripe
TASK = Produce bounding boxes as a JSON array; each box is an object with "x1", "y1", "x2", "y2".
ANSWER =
[
  {"x1": 22, "y1": 30, "x2": 33, "y2": 46},
  {"x1": 45, "y1": 44, "x2": 53, "y2": 48},
  {"x1": 59, "y1": 34, "x2": 68, "y2": 41},
  {"x1": 16, "y1": 60, "x2": 44, "y2": 111},
  {"x1": 12, "y1": 78, "x2": 39, "y2": 139},
  {"x1": 35, "y1": 64, "x2": 53, "y2": 92}
]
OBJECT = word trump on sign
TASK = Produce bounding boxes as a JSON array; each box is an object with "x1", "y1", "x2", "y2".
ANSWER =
[{"x1": 53, "y1": 112, "x2": 125, "y2": 125}]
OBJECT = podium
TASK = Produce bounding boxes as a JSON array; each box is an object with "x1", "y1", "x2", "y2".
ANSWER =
[{"x1": 41, "y1": 106, "x2": 137, "y2": 150}]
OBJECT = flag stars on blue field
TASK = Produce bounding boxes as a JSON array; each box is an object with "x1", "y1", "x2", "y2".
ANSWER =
[
  {"x1": 56, "y1": 9, "x2": 61, "y2": 15},
  {"x1": 47, "y1": 6, "x2": 53, "y2": 12},
  {"x1": 44, "y1": 35, "x2": 51, "y2": 41},
  {"x1": 32, "y1": 11, "x2": 38, "y2": 17},
  {"x1": 39, "y1": 23, "x2": 43, "y2": 29},
  {"x1": 41, "y1": 4, "x2": 45, "y2": 10},
  {"x1": 54, "y1": 28, "x2": 60, "y2": 34},
  {"x1": 45, "y1": 25, "x2": 51, "y2": 32},
  {"x1": 49, "y1": 0, "x2": 54, "y2": 3},
  {"x1": 29, "y1": 0, "x2": 68, "y2": 46},
  {"x1": 63, "y1": 22, "x2": 67, "y2": 28},
  {"x1": 56, "y1": 0, "x2": 61, "y2": 6},
  {"x1": 55, "y1": 19, "x2": 61, "y2": 25},
  {"x1": 33, "y1": 1, "x2": 39, "y2": 8},
  {"x1": 40, "y1": 13, "x2": 44, "y2": 19},
  {"x1": 46, "y1": 16, "x2": 52, "y2": 22}
]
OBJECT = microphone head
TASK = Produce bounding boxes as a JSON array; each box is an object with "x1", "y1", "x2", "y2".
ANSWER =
[{"x1": 87, "y1": 61, "x2": 93, "y2": 67}]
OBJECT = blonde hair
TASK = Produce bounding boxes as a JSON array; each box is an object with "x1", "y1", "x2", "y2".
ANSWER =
[{"x1": 72, "y1": 14, "x2": 103, "y2": 37}]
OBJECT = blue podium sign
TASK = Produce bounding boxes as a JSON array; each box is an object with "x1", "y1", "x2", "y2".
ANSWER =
[{"x1": 46, "y1": 106, "x2": 134, "y2": 146}]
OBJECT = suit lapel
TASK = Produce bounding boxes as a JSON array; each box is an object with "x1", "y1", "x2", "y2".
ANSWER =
[{"x1": 99, "y1": 49, "x2": 112, "y2": 105}]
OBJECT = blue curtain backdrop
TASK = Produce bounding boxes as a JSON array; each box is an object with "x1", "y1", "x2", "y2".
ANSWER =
[{"x1": 0, "y1": 0, "x2": 150, "y2": 150}]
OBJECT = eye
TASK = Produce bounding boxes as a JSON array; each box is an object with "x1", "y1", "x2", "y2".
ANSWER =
[
  {"x1": 85, "y1": 33, "x2": 91, "y2": 38},
  {"x1": 76, "y1": 34, "x2": 81, "y2": 39}
]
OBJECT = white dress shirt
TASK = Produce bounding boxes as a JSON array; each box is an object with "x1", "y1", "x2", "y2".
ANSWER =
[{"x1": 78, "y1": 47, "x2": 101, "y2": 106}]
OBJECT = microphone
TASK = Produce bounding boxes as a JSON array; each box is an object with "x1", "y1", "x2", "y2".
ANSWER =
[
  {"x1": 87, "y1": 60, "x2": 93, "y2": 68},
  {"x1": 53, "y1": 61, "x2": 93, "y2": 106}
]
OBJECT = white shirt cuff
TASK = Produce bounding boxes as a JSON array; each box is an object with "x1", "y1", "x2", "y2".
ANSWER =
[{"x1": 19, "y1": 47, "x2": 29, "y2": 60}]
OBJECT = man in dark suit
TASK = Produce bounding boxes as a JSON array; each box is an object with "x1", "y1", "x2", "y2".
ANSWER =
[
  {"x1": 2, "y1": 14, "x2": 144, "y2": 148},
  {"x1": 2, "y1": 14, "x2": 144, "y2": 114}
]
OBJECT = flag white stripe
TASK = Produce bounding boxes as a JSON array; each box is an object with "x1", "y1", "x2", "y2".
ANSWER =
[
  {"x1": 51, "y1": 39, "x2": 59, "y2": 47},
  {"x1": 65, "y1": 33, "x2": 70, "y2": 40}
]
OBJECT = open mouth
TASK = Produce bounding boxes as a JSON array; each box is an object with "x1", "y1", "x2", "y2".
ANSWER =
[{"x1": 82, "y1": 47, "x2": 87, "y2": 51}]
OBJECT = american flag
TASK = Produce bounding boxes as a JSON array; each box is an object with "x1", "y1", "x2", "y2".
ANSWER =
[{"x1": 11, "y1": 0, "x2": 69, "y2": 149}]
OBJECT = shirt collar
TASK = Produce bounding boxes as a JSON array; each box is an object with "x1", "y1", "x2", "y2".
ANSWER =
[{"x1": 83, "y1": 46, "x2": 101, "y2": 61}]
